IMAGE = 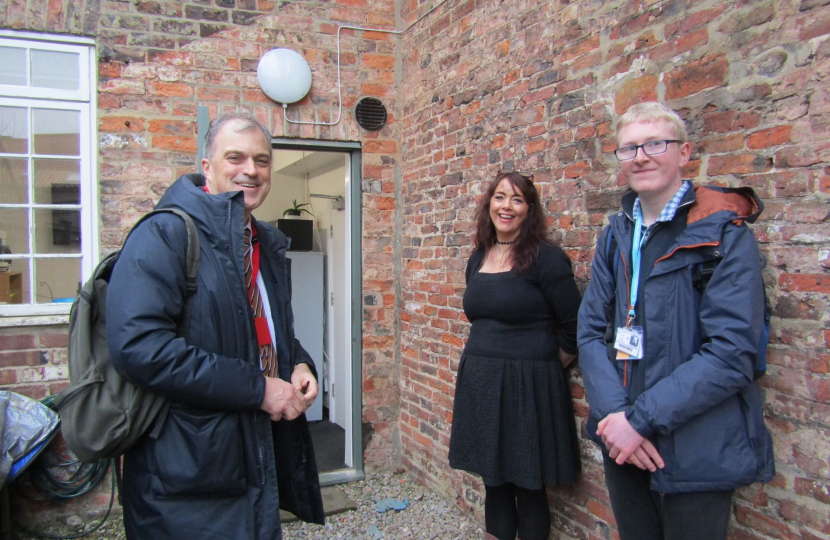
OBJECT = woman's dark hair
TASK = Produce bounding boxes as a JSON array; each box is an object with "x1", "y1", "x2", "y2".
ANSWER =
[{"x1": 473, "y1": 171, "x2": 550, "y2": 274}]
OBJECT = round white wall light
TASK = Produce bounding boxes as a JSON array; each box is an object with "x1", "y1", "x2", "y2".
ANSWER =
[{"x1": 257, "y1": 48, "x2": 312, "y2": 104}]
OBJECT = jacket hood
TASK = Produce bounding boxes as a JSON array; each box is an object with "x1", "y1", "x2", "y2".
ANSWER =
[
  {"x1": 156, "y1": 173, "x2": 247, "y2": 230},
  {"x1": 688, "y1": 185, "x2": 763, "y2": 225},
  {"x1": 620, "y1": 182, "x2": 764, "y2": 227}
]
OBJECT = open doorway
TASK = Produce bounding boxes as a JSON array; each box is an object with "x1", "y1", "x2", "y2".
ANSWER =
[{"x1": 257, "y1": 139, "x2": 363, "y2": 485}]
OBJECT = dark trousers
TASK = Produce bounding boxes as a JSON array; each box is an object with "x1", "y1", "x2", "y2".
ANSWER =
[{"x1": 602, "y1": 453, "x2": 734, "y2": 540}]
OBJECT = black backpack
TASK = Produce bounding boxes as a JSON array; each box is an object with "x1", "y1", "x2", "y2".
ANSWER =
[{"x1": 53, "y1": 208, "x2": 200, "y2": 463}]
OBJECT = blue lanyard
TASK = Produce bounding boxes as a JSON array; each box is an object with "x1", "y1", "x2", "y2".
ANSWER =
[{"x1": 628, "y1": 213, "x2": 646, "y2": 324}]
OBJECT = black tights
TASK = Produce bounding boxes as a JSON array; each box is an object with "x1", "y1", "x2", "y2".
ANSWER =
[{"x1": 484, "y1": 483, "x2": 550, "y2": 540}]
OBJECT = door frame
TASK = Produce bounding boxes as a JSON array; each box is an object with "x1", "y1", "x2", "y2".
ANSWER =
[{"x1": 271, "y1": 137, "x2": 364, "y2": 485}]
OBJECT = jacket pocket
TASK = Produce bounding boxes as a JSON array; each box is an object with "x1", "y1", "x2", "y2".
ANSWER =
[
  {"x1": 150, "y1": 404, "x2": 247, "y2": 498},
  {"x1": 668, "y1": 396, "x2": 756, "y2": 487}
]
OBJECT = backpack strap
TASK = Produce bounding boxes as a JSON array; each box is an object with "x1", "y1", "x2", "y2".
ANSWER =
[
  {"x1": 603, "y1": 230, "x2": 619, "y2": 362},
  {"x1": 606, "y1": 229, "x2": 619, "y2": 282},
  {"x1": 123, "y1": 208, "x2": 200, "y2": 438},
  {"x1": 124, "y1": 208, "x2": 200, "y2": 313}
]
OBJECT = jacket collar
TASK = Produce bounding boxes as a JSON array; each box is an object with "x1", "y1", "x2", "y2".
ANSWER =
[
  {"x1": 620, "y1": 182, "x2": 697, "y2": 222},
  {"x1": 619, "y1": 183, "x2": 763, "y2": 226}
]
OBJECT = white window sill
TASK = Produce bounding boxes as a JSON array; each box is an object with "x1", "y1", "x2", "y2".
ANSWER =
[{"x1": 0, "y1": 311, "x2": 71, "y2": 327}]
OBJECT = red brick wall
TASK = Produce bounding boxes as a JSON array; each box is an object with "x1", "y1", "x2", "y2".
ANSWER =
[
  {"x1": 398, "y1": 0, "x2": 830, "y2": 538},
  {"x1": 4, "y1": 0, "x2": 830, "y2": 537},
  {"x1": 2, "y1": 0, "x2": 401, "y2": 524}
]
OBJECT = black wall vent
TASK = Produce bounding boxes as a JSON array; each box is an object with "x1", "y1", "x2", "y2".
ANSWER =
[{"x1": 355, "y1": 97, "x2": 387, "y2": 131}]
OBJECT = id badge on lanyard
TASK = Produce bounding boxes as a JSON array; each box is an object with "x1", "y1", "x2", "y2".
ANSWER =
[{"x1": 615, "y1": 214, "x2": 645, "y2": 361}]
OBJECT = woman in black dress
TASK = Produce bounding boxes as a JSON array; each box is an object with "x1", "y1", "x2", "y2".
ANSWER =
[{"x1": 449, "y1": 171, "x2": 582, "y2": 540}]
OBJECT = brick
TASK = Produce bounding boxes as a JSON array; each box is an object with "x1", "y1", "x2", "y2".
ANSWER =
[
  {"x1": 707, "y1": 154, "x2": 772, "y2": 175},
  {"x1": 362, "y1": 54, "x2": 396, "y2": 69},
  {"x1": 99, "y1": 79, "x2": 146, "y2": 95},
  {"x1": 98, "y1": 115, "x2": 146, "y2": 132},
  {"x1": 794, "y1": 477, "x2": 830, "y2": 505},
  {"x1": 734, "y1": 505, "x2": 797, "y2": 539},
  {"x1": 718, "y1": 2, "x2": 774, "y2": 34},
  {"x1": 0, "y1": 335, "x2": 37, "y2": 350},
  {"x1": 196, "y1": 87, "x2": 240, "y2": 101},
  {"x1": 664, "y1": 54, "x2": 728, "y2": 100},
  {"x1": 147, "y1": 50, "x2": 194, "y2": 66},
  {"x1": 779, "y1": 274, "x2": 830, "y2": 293},
  {"x1": 747, "y1": 125, "x2": 793, "y2": 149},
  {"x1": 148, "y1": 119, "x2": 193, "y2": 135},
  {"x1": 232, "y1": 10, "x2": 260, "y2": 25},
  {"x1": 650, "y1": 28, "x2": 709, "y2": 62},
  {"x1": 0, "y1": 350, "x2": 44, "y2": 367},
  {"x1": 775, "y1": 146, "x2": 822, "y2": 167},
  {"x1": 701, "y1": 133, "x2": 744, "y2": 154},
  {"x1": 666, "y1": 7, "x2": 726, "y2": 36},
  {"x1": 614, "y1": 74, "x2": 658, "y2": 115},
  {"x1": 39, "y1": 333, "x2": 68, "y2": 348},
  {"x1": 185, "y1": 5, "x2": 228, "y2": 21},
  {"x1": 151, "y1": 135, "x2": 198, "y2": 152},
  {"x1": 364, "y1": 140, "x2": 397, "y2": 153},
  {"x1": 562, "y1": 36, "x2": 600, "y2": 62}
]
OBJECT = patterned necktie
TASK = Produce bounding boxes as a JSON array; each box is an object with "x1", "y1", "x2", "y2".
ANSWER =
[{"x1": 243, "y1": 227, "x2": 278, "y2": 377}]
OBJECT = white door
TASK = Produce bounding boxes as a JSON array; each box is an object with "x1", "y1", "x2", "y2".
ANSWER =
[{"x1": 326, "y1": 155, "x2": 352, "y2": 466}]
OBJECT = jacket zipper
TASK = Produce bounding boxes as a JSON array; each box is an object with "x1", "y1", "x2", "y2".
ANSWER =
[
  {"x1": 618, "y1": 196, "x2": 695, "y2": 388},
  {"x1": 230, "y1": 208, "x2": 268, "y2": 487},
  {"x1": 618, "y1": 248, "x2": 632, "y2": 388}
]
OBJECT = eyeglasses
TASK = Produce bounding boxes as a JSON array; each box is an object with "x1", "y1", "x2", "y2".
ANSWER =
[
  {"x1": 614, "y1": 139, "x2": 683, "y2": 161},
  {"x1": 498, "y1": 169, "x2": 534, "y2": 182}
]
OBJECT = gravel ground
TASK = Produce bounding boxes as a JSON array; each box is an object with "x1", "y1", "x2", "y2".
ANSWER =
[
  {"x1": 284, "y1": 471, "x2": 482, "y2": 540},
  {"x1": 12, "y1": 471, "x2": 483, "y2": 540}
]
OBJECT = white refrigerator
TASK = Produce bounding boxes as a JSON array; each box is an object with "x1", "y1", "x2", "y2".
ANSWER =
[{"x1": 286, "y1": 251, "x2": 324, "y2": 422}]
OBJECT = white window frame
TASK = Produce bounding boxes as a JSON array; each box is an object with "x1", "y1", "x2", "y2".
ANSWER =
[{"x1": 0, "y1": 32, "x2": 98, "y2": 317}]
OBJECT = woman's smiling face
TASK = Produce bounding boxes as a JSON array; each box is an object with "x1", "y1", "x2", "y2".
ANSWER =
[{"x1": 489, "y1": 178, "x2": 528, "y2": 242}]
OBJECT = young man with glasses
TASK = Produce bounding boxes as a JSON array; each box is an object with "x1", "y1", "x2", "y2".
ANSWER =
[{"x1": 577, "y1": 102, "x2": 774, "y2": 540}]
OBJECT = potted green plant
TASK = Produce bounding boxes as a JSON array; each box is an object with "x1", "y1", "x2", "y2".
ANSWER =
[
  {"x1": 278, "y1": 199, "x2": 314, "y2": 251},
  {"x1": 283, "y1": 199, "x2": 313, "y2": 218}
]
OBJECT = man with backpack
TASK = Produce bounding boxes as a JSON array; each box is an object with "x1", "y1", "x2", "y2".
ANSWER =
[
  {"x1": 577, "y1": 102, "x2": 775, "y2": 540},
  {"x1": 104, "y1": 112, "x2": 324, "y2": 539}
]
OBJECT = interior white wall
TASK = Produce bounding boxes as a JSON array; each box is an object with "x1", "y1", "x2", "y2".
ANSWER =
[
  {"x1": 257, "y1": 171, "x2": 306, "y2": 224},
  {"x1": 307, "y1": 162, "x2": 346, "y2": 231}
]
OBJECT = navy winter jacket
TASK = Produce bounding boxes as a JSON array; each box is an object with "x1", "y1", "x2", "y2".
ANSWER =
[
  {"x1": 106, "y1": 174, "x2": 323, "y2": 539},
  {"x1": 577, "y1": 185, "x2": 775, "y2": 493}
]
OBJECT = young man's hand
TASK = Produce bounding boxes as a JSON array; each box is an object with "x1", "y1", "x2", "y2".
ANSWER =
[{"x1": 598, "y1": 412, "x2": 664, "y2": 471}]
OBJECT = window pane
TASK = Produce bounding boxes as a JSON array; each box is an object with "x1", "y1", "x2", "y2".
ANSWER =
[
  {"x1": 0, "y1": 106, "x2": 29, "y2": 154},
  {"x1": 34, "y1": 158, "x2": 79, "y2": 204},
  {"x1": 35, "y1": 208, "x2": 80, "y2": 254},
  {"x1": 33, "y1": 108, "x2": 79, "y2": 156},
  {"x1": 0, "y1": 47, "x2": 27, "y2": 86},
  {"x1": 35, "y1": 258, "x2": 80, "y2": 303},
  {"x1": 0, "y1": 259, "x2": 30, "y2": 304},
  {"x1": 0, "y1": 208, "x2": 29, "y2": 256},
  {"x1": 31, "y1": 50, "x2": 80, "y2": 91},
  {"x1": 0, "y1": 157, "x2": 29, "y2": 204}
]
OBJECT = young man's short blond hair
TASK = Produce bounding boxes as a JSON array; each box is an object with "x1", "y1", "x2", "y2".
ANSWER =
[{"x1": 616, "y1": 102, "x2": 688, "y2": 144}]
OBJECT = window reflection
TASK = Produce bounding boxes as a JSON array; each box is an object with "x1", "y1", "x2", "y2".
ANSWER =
[
  {"x1": 31, "y1": 50, "x2": 80, "y2": 91},
  {"x1": 0, "y1": 157, "x2": 28, "y2": 204},
  {"x1": 33, "y1": 109, "x2": 79, "y2": 156},
  {"x1": 35, "y1": 258, "x2": 80, "y2": 303},
  {"x1": 0, "y1": 47, "x2": 26, "y2": 86},
  {"x1": 0, "y1": 259, "x2": 29, "y2": 304},
  {"x1": 0, "y1": 106, "x2": 28, "y2": 154},
  {"x1": 34, "y1": 158, "x2": 79, "y2": 204}
]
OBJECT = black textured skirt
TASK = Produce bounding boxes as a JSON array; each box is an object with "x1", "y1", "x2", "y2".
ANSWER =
[{"x1": 448, "y1": 353, "x2": 581, "y2": 490}]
